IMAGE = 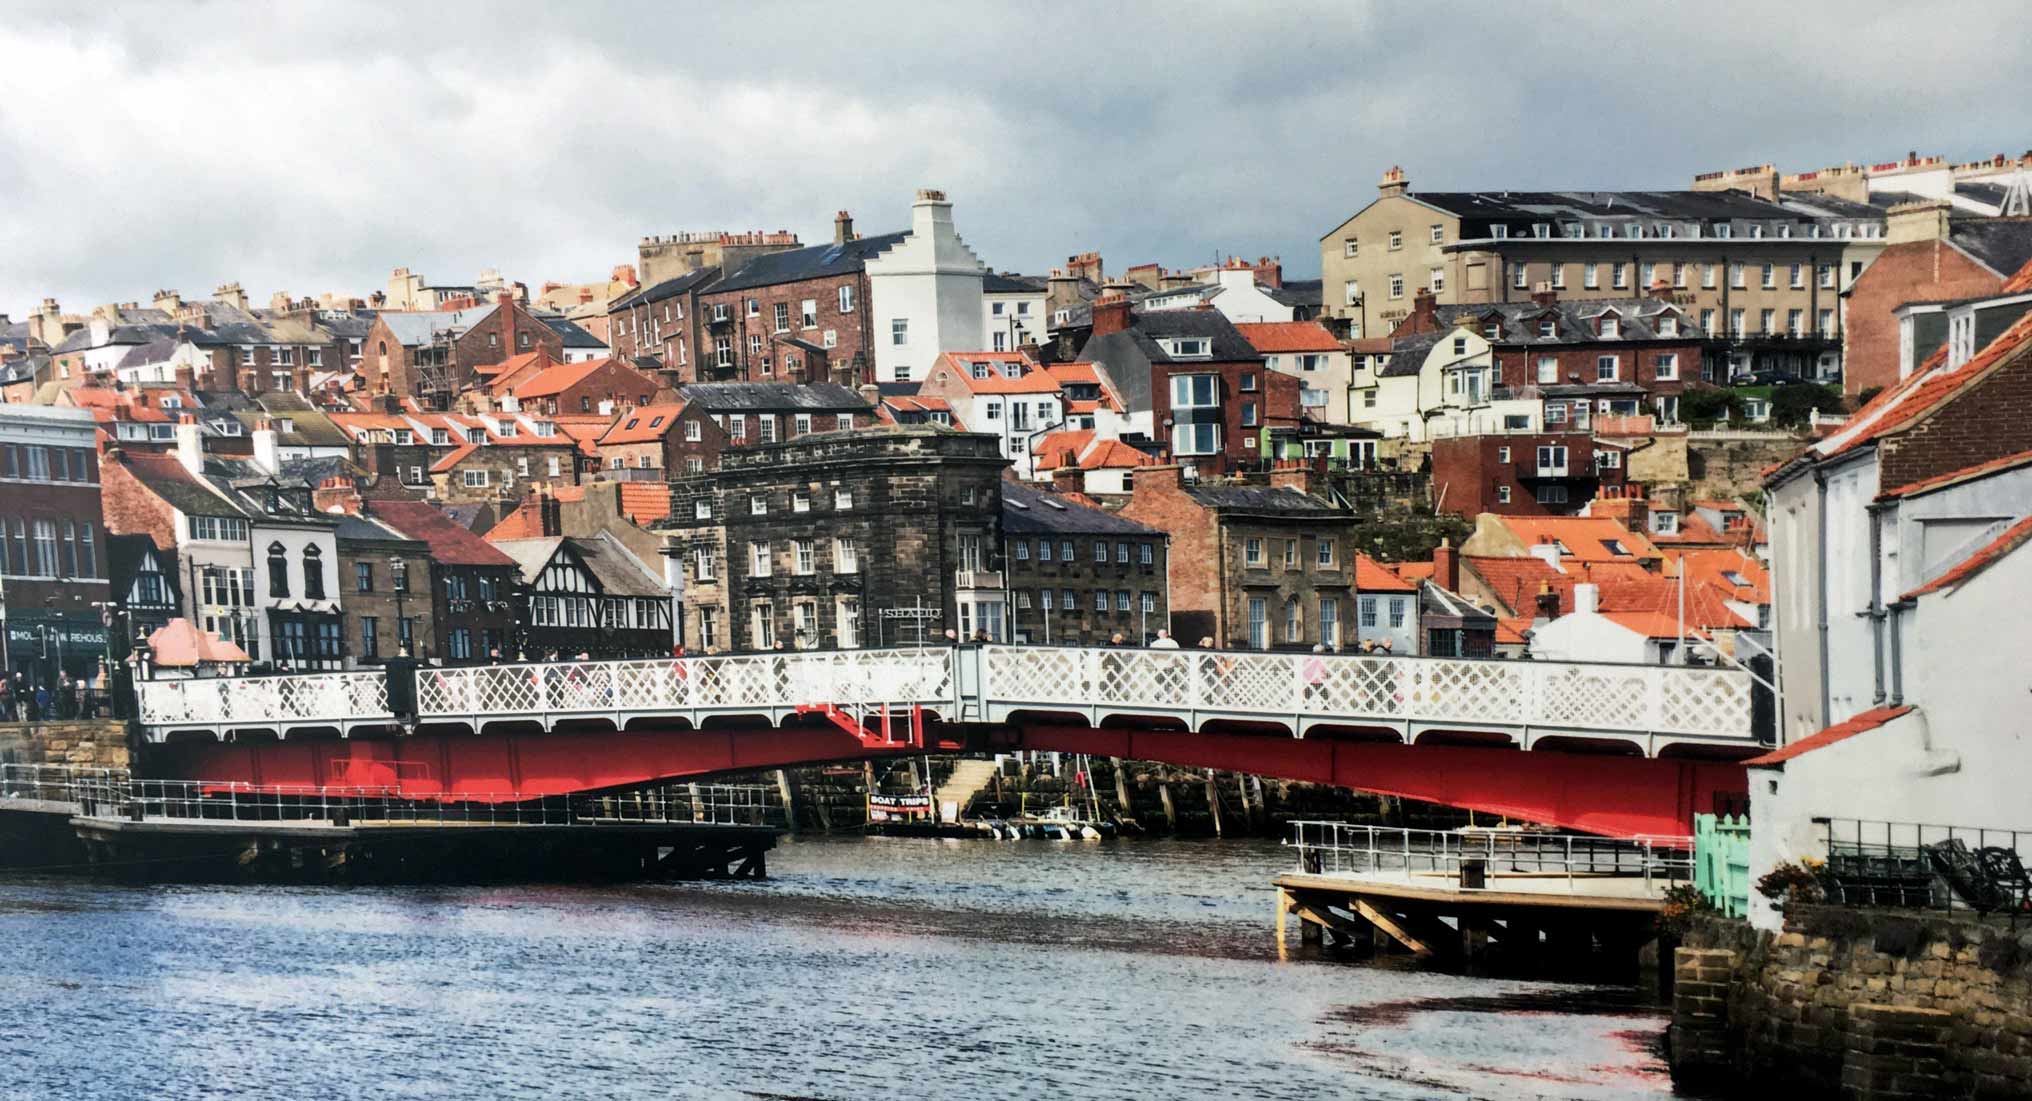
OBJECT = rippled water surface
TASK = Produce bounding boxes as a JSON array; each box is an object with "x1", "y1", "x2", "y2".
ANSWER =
[{"x1": 0, "y1": 836, "x2": 1725, "y2": 1100}]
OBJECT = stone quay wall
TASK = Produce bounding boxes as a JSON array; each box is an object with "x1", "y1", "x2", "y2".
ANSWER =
[
  {"x1": 0, "y1": 720, "x2": 132, "y2": 771},
  {"x1": 1671, "y1": 905, "x2": 2032, "y2": 1098}
]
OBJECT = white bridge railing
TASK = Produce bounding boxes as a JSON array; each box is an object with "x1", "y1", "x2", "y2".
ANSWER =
[{"x1": 136, "y1": 644, "x2": 1754, "y2": 746}]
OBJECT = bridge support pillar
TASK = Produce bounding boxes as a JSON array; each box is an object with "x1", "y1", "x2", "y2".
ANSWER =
[
  {"x1": 1204, "y1": 770, "x2": 1223, "y2": 838},
  {"x1": 1158, "y1": 783, "x2": 1177, "y2": 831}
]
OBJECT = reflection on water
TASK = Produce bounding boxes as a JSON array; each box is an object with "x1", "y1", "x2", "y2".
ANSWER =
[{"x1": 0, "y1": 836, "x2": 1731, "y2": 1100}]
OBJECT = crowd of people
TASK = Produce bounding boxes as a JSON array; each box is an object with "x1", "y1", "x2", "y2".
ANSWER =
[{"x1": 0, "y1": 672, "x2": 112, "y2": 723}]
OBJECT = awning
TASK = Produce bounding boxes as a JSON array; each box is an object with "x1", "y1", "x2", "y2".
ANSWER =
[{"x1": 147, "y1": 618, "x2": 252, "y2": 667}]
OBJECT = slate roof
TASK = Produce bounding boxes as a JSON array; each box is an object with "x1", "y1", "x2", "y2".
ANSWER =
[
  {"x1": 1950, "y1": 220, "x2": 2032, "y2": 277},
  {"x1": 710, "y1": 232, "x2": 909, "y2": 295},
  {"x1": 490, "y1": 535, "x2": 664, "y2": 596},
  {"x1": 984, "y1": 272, "x2": 1046, "y2": 294},
  {"x1": 1265, "y1": 279, "x2": 1322, "y2": 310},
  {"x1": 115, "y1": 450, "x2": 248, "y2": 519},
  {"x1": 378, "y1": 305, "x2": 498, "y2": 347},
  {"x1": 1121, "y1": 308, "x2": 1263, "y2": 363},
  {"x1": 1182, "y1": 484, "x2": 1339, "y2": 515},
  {"x1": 1001, "y1": 481, "x2": 1161, "y2": 536},
  {"x1": 1401, "y1": 188, "x2": 1881, "y2": 228},
  {"x1": 610, "y1": 267, "x2": 721, "y2": 310},
  {"x1": 676, "y1": 381, "x2": 870, "y2": 412},
  {"x1": 537, "y1": 315, "x2": 607, "y2": 348}
]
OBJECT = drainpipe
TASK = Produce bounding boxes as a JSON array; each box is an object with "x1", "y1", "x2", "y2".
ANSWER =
[
  {"x1": 1887, "y1": 599, "x2": 1907, "y2": 705},
  {"x1": 1865, "y1": 501, "x2": 1886, "y2": 704},
  {"x1": 1813, "y1": 468, "x2": 1832, "y2": 727}
]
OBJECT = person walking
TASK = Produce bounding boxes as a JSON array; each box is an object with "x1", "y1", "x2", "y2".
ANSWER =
[{"x1": 1148, "y1": 629, "x2": 1179, "y2": 649}]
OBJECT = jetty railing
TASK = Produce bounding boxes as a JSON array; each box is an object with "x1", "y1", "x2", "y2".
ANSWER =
[
  {"x1": 1288, "y1": 820, "x2": 1693, "y2": 896},
  {"x1": 0, "y1": 764, "x2": 781, "y2": 829}
]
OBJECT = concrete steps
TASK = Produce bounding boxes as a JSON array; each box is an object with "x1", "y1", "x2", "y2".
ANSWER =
[{"x1": 932, "y1": 758, "x2": 1002, "y2": 821}]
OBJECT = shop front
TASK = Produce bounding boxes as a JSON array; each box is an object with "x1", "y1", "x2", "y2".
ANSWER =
[{"x1": 2, "y1": 609, "x2": 111, "y2": 688}]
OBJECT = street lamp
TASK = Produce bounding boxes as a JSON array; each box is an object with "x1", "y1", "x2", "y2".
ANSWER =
[{"x1": 390, "y1": 556, "x2": 410, "y2": 658}]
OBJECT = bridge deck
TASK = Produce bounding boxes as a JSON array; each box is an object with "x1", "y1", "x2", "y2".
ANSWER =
[{"x1": 135, "y1": 645, "x2": 1759, "y2": 756}]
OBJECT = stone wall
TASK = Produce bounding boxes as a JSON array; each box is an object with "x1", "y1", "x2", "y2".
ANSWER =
[
  {"x1": 1686, "y1": 433, "x2": 1807, "y2": 500},
  {"x1": 1672, "y1": 905, "x2": 2032, "y2": 1098},
  {"x1": 0, "y1": 720, "x2": 132, "y2": 770}
]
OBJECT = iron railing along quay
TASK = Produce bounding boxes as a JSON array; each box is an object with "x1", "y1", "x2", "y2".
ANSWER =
[
  {"x1": 0, "y1": 764, "x2": 782, "y2": 829},
  {"x1": 1816, "y1": 817, "x2": 2032, "y2": 916},
  {"x1": 1287, "y1": 820, "x2": 1694, "y2": 896}
]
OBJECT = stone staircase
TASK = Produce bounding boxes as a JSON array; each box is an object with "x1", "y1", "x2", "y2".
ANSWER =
[{"x1": 932, "y1": 758, "x2": 1002, "y2": 822}]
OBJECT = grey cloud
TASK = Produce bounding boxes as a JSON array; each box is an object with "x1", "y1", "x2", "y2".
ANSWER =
[{"x1": 1, "y1": 0, "x2": 2028, "y2": 315}]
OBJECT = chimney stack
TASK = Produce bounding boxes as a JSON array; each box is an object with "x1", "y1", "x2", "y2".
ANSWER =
[
  {"x1": 1378, "y1": 165, "x2": 1409, "y2": 199},
  {"x1": 1534, "y1": 581, "x2": 1559, "y2": 625},
  {"x1": 1885, "y1": 199, "x2": 1953, "y2": 245},
  {"x1": 497, "y1": 291, "x2": 516, "y2": 358},
  {"x1": 1090, "y1": 291, "x2": 1133, "y2": 337},
  {"x1": 834, "y1": 210, "x2": 854, "y2": 245},
  {"x1": 1132, "y1": 463, "x2": 1186, "y2": 495},
  {"x1": 1051, "y1": 464, "x2": 1084, "y2": 495},
  {"x1": 1573, "y1": 582, "x2": 1599, "y2": 615},
  {"x1": 1531, "y1": 284, "x2": 1559, "y2": 307},
  {"x1": 1268, "y1": 459, "x2": 1315, "y2": 497},
  {"x1": 174, "y1": 414, "x2": 204, "y2": 476},
  {"x1": 1433, "y1": 537, "x2": 1458, "y2": 592}
]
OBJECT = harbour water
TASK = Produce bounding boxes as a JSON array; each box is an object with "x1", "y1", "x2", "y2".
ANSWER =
[{"x1": 0, "y1": 835, "x2": 1732, "y2": 1100}]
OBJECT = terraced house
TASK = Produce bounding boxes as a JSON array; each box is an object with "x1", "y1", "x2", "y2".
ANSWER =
[{"x1": 1320, "y1": 166, "x2": 1886, "y2": 380}]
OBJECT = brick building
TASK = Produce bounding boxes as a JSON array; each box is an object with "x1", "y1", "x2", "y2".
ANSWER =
[
  {"x1": 363, "y1": 294, "x2": 563, "y2": 409},
  {"x1": 662, "y1": 428, "x2": 1008, "y2": 652},
  {"x1": 510, "y1": 356, "x2": 663, "y2": 417},
  {"x1": 0, "y1": 405, "x2": 111, "y2": 686},
  {"x1": 1390, "y1": 286, "x2": 1709, "y2": 426},
  {"x1": 1001, "y1": 479, "x2": 1167, "y2": 644},
  {"x1": 372, "y1": 499, "x2": 524, "y2": 663},
  {"x1": 1078, "y1": 295, "x2": 1298, "y2": 475},
  {"x1": 606, "y1": 266, "x2": 721, "y2": 376},
  {"x1": 666, "y1": 382, "x2": 874, "y2": 471},
  {"x1": 1841, "y1": 201, "x2": 2032, "y2": 397},
  {"x1": 325, "y1": 504, "x2": 433, "y2": 667},
  {"x1": 1429, "y1": 431, "x2": 1621, "y2": 517},
  {"x1": 427, "y1": 414, "x2": 586, "y2": 504},
  {"x1": 694, "y1": 220, "x2": 904, "y2": 385},
  {"x1": 1117, "y1": 464, "x2": 1359, "y2": 650}
]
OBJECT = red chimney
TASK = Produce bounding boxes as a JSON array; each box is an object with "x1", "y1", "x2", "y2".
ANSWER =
[
  {"x1": 497, "y1": 291, "x2": 516, "y2": 359},
  {"x1": 1531, "y1": 286, "x2": 1558, "y2": 307},
  {"x1": 1395, "y1": 288, "x2": 1441, "y2": 337},
  {"x1": 1091, "y1": 291, "x2": 1132, "y2": 337},
  {"x1": 1050, "y1": 466, "x2": 1083, "y2": 495},
  {"x1": 1433, "y1": 538, "x2": 1458, "y2": 592}
]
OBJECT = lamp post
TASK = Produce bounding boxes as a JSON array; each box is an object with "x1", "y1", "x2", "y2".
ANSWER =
[{"x1": 390, "y1": 555, "x2": 410, "y2": 658}]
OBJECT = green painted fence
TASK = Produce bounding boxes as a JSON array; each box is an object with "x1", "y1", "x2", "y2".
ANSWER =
[{"x1": 1694, "y1": 813, "x2": 1751, "y2": 918}]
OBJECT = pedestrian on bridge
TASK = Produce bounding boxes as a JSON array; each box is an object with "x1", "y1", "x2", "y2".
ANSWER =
[{"x1": 1148, "y1": 630, "x2": 1179, "y2": 649}]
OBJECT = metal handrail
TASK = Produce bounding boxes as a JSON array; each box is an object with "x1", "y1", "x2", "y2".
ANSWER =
[
  {"x1": 0, "y1": 764, "x2": 781, "y2": 829},
  {"x1": 1286, "y1": 820, "x2": 1693, "y2": 896}
]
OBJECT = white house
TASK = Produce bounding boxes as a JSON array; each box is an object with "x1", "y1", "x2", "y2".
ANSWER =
[
  {"x1": 982, "y1": 273, "x2": 1048, "y2": 352},
  {"x1": 1352, "y1": 319, "x2": 1539, "y2": 441},
  {"x1": 866, "y1": 189, "x2": 988, "y2": 382},
  {"x1": 1748, "y1": 289, "x2": 2032, "y2": 930},
  {"x1": 1526, "y1": 583, "x2": 1674, "y2": 664},
  {"x1": 915, "y1": 352, "x2": 1065, "y2": 474}
]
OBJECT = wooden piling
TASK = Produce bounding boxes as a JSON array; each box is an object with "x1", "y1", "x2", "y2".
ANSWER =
[
  {"x1": 1158, "y1": 782, "x2": 1177, "y2": 831},
  {"x1": 1110, "y1": 757, "x2": 1133, "y2": 816},
  {"x1": 774, "y1": 770, "x2": 798, "y2": 836},
  {"x1": 1204, "y1": 770, "x2": 1223, "y2": 838}
]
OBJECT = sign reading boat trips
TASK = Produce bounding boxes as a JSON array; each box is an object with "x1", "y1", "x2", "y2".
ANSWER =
[{"x1": 868, "y1": 793, "x2": 934, "y2": 821}]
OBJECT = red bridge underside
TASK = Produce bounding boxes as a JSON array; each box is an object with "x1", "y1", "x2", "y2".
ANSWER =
[{"x1": 147, "y1": 719, "x2": 1750, "y2": 839}]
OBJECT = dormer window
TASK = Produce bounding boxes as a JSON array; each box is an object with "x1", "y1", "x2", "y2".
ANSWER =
[
  {"x1": 1167, "y1": 338, "x2": 1210, "y2": 359},
  {"x1": 1483, "y1": 322, "x2": 1501, "y2": 340},
  {"x1": 1657, "y1": 315, "x2": 1679, "y2": 337},
  {"x1": 497, "y1": 422, "x2": 517, "y2": 438},
  {"x1": 431, "y1": 428, "x2": 449, "y2": 445},
  {"x1": 276, "y1": 418, "x2": 295, "y2": 434},
  {"x1": 1538, "y1": 318, "x2": 1556, "y2": 338},
  {"x1": 970, "y1": 361, "x2": 990, "y2": 380},
  {"x1": 534, "y1": 422, "x2": 556, "y2": 437},
  {"x1": 1001, "y1": 363, "x2": 1022, "y2": 379},
  {"x1": 1599, "y1": 317, "x2": 1620, "y2": 338}
]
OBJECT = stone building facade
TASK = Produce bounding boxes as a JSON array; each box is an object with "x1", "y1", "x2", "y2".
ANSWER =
[
  {"x1": 1001, "y1": 479, "x2": 1168, "y2": 645},
  {"x1": 662, "y1": 428, "x2": 1008, "y2": 653}
]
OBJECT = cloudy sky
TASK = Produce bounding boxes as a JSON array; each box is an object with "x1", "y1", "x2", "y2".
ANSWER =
[{"x1": 3, "y1": 1, "x2": 2029, "y2": 316}]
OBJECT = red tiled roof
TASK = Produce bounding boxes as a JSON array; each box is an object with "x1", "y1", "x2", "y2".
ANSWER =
[
  {"x1": 428, "y1": 443, "x2": 477, "y2": 473},
  {"x1": 1744, "y1": 706, "x2": 1914, "y2": 767},
  {"x1": 1078, "y1": 439, "x2": 1161, "y2": 470},
  {"x1": 1354, "y1": 554, "x2": 1417, "y2": 592},
  {"x1": 1592, "y1": 577, "x2": 1750, "y2": 630},
  {"x1": 1649, "y1": 511, "x2": 1732, "y2": 547},
  {"x1": 1035, "y1": 429, "x2": 1095, "y2": 469},
  {"x1": 1045, "y1": 361, "x2": 1100, "y2": 385},
  {"x1": 1818, "y1": 310, "x2": 2032, "y2": 461},
  {"x1": 1493, "y1": 515, "x2": 1662, "y2": 562},
  {"x1": 599, "y1": 402, "x2": 686, "y2": 445},
  {"x1": 484, "y1": 501, "x2": 548, "y2": 541},
  {"x1": 1393, "y1": 562, "x2": 1435, "y2": 582},
  {"x1": 1464, "y1": 555, "x2": 1572, "y2": 615},
  {"x1": 932, "y1": 352, "x2": 1061, "y2": 395},
  {"x1": 2003, "y1": 253, "x2": 2032, "y2": 295},
  {"x1": 1672, "y1": 548, "x2": 1771, "y2": 605},
  {"x1": 1235, "y1": 321, "x2": 1340, "y2": 353},
  {"x1": 1879, "y1": 447, "x2": 2032, "y2": 500},
  {"x1": 368, "y1": 500, "x2": 518, "y2": 567},
  {"x1": 1901, "y1": 514, "x2": 2032, "y2": 600},
  {"x1": 513, "y1": 356, "x2": 615, "y2": 399},
  {"x1": 1495, "y1": 616, "x2": 1532, "y2": 645},
  {"x1": 618, "y1": 482, "x2": 670, "y2": 524}
]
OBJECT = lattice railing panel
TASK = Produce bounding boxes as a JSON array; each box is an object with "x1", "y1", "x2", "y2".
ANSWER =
[
  {"x1": 1533, "y1": 665, "x2": 1653, "y2": 732},
  {"x1": 1656, "y1": 667, "x2": 1752, "y2": 737}
]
